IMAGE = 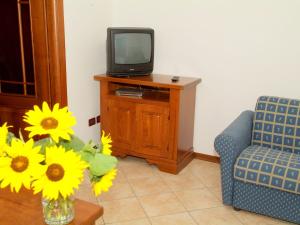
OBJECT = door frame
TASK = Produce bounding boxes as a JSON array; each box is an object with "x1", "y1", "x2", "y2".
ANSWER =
[{"x1": 44, "y1": 0, "x2": 68, "y2": 106}]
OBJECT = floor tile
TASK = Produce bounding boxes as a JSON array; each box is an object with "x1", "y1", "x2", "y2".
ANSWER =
[
  {"x1": 208, "y1": 186, "x2": 222, "y2": 201},
  {"x1": 150, "y1": 212, "x2": 197, "y2": 225},
  {"x1": 117, "y1": 156, "x2": 148, "y2": 168},
  {"x1": 103, "y1": 158, "x2": 293, "y2": 225},
  {"x1": 175, "y1": 188, "x2": 222, "y2": 210},
  {"x1": 114, "y1": 168, "x2": 127, "y2": 183},
  {"x1": 107, "y1": 218, "x2": 151, "y2": 225},
  {"x1": 95, "y1": 217, "x2": 105, "y2": 225},
  {"x1": 97, "y1": 181, "x2": 135, "y2": 201},
  {"x1": 121, "y1": 161, "x2": 156, "y2": 179},
  {"x1": 138, "y1": 192, "x2": 186, "y2": 217},
  {"x1": 101, "y1": 197, "x2": 147, "y2": 224},
  {"x1": 128, "y1": 176, "x2": 171, "y2": 196},
  {"x1": 233, "y1": 210, "x2": 294, "y2": 225},
  {"x1": 75, "y1": 183, "x2": 98, "y2": 204},
  {"x1": 178, "y1": 160, "x2": 221, "y2": 188},
  {"x1": 160, "y1": 172, "x2": 205, "y2": 191},
  {"x1": 190, "y1": 206, "x2": 243, "y2": 225}
]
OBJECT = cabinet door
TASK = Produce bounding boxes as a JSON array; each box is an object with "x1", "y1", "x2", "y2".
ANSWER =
[
  {"x1": 136, "y1": 104, "x2": 170, "y2": 157},
  {"x1": 107, "y1": 99, "x2": 136, "y2": 151}
]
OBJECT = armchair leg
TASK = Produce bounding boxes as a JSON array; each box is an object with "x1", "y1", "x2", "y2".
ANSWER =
[{"x1": 233, "y1": 207, "x2": 241, "y2": 211}]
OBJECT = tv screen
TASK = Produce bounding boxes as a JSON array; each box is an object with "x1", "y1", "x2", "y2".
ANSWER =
[
  {"x1": 107, "y1": 27, "x2": 154, "y2": 76},
  {"x1": 114, "y1": 33, "x2": 152, "y2": 65}
]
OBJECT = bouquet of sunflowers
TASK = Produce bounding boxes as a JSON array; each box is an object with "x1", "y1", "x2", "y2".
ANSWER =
[{"x1": 0, "y1": 102, "x2": 117, "y2": 225}]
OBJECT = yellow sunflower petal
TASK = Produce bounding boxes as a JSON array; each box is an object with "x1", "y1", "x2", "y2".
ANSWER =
[
  {"x1": 93, "y1": 168, "x2": 117, "y2": 196},
  {"x1": 23, "y1": 102, "x2": 76, "y2": 143},
  {"x1": 0, "y1": 139, "x2": 45, "y2": 193},
  {"x1": 101, "y1": 131, "x2": 112, "y2": 155},
  {"x1": 32, "y1": 145, "x2": 87, "y2": 200}
]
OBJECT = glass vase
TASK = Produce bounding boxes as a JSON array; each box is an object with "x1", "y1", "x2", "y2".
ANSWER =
[{"x1": 42, "y1": 195, "x2": 75, "y2": 225}]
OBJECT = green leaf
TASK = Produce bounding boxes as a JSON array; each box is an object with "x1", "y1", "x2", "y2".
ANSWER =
[
  {"x1": 6, "y1": 132, "x2": 15, "y2": 145},
  {"x1": 34, "y1": 137, "x2": 54, "y2": 154},
  {"x1": 81, "y1": 141, "x2": 97, "y2": 155},
  {"x1": 59, "y1": 135, "x2": 85, "y2": 152},
  {"x1": 89, "y1": 153, "x2": 117, "y2": 177},
  {"x1": 80, "y1": 151, "x2": 94, "y2": 162}
]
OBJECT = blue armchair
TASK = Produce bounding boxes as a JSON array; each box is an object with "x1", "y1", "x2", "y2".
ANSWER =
[{"x1": 215, "y1": 96, "x2": 300, "y2": 224}]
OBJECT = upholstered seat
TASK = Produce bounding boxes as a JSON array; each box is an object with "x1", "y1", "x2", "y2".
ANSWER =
[
  {"x1": 215, "y1": 96, "x2": 300, "y2": 224},
  {"x1": 234, "y1": 145, "x2": 300, "y2": 195}
]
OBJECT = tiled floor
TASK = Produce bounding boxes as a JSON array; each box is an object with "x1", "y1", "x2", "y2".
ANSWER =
[{"x1": 75, "y1": 156, "x2": 293, "y2": 225}]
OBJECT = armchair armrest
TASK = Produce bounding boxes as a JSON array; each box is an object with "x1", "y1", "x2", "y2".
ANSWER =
[{"x1": 214, "y1": 110, "x2": 254, "y2": 205}]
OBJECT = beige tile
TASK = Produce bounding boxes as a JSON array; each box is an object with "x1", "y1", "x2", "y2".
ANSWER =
[
  {"x1": 233, "y1": 210, "x2": 294, "y2": 225},
  {"x1": 175, "y1": 188, "x2": 222, "y2": 210},
  {"x1": 187, "y1": 160, "x2": 220, "y2": 174},
  {"x1": 160, "y1": 172, "x2": 205, "y2": 191},
  {"x1": 121, "y1": 162, "x2": 156, "y2": 179},
  {"x1": 108, "y1": 218, "x2": 151, "y2": 225},
  {"x1": 114, "y1": 168, "x2": 127, "y2": 183},
  {"x1": 138, "y1": 192, "x2": 186, "y2": 217},
  {"x1": 192, "y1": 167, "x2": 221, "y2": 188},
  {"x1": 208, "y1": 186, "x2": 223, "y2": 201},
  {"x1": 190, "y1": 206, "x2": 243, "y2": 225},
  {"x1": 101, "y1": 198, "x2": 147, "y2": 224},
  {"x1": 189, "y1": 159, "x2": 220, "y2": 170},
  {"x1": 128, "y1": 176, "x2": 171, "y2": 196},
  {"x1": 97, "y1": 181, "x2": 135, "y2": 201},
  {"x1": 187, "y1": 160, "x2": 221, "y2": 188},
  {"x1": 75, "y1": 183, "x2": 98, "y2": 204},
  {"x1": 150, "y1": 212, "x2": 197, "y2": 225},
  {"x1": 117, "y1": 156, "x2": 148, "y2": 168},
  {"x1": 95, "y1": 217, "x2": 105, "y2": 225}
]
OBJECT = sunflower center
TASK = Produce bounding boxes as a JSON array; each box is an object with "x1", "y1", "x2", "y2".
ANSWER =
[
  {"x1": 46, "y1": 163, "x2": 65, "y2": 182},
  {"x1": 41, "y1": 117, "x2": 58, "y2": 130},
  {"x1": 11, "y1": 156, "x2": 29, "y2": 172}
]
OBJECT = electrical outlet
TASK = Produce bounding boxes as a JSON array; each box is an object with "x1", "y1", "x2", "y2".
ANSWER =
[
  {"x1": 88, "y1": 117, "x2": 96, "y2": 126},
  {"x1": 96, "y1": 115, "x2": 101, "y2": 123}
]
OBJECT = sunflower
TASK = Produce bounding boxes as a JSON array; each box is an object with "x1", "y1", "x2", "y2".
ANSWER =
[
  {"x1": 101, "y1": 131, "x2": 112, "y2": 155},
  {"x1": 23, "y1": 102, "x2": 76, "y2": 143},
  {"x1": 0, "y1": 123, "x2": 11, "y2": 156},
  {"x1": 32, "y1": 145, "x2": 88, "y2": 200},
  {"x1": 93, "y1": 168, "x2": 117, "y2": 196},
  {"x1": 0, "y1": 139, "x2": 45, "y2": 192}
]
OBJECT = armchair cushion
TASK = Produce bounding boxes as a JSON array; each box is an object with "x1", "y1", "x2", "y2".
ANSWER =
[
  {"x1": 234, "y1": 145, "x2": 300, "y2": 195},
  {"x1": 252, "y1": 96, "x2": 300, "y2": 154}
]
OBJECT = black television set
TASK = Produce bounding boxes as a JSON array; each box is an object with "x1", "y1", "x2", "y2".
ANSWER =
[{"x1": 106, "y1": 27, "x2": 154, "y2": 76}]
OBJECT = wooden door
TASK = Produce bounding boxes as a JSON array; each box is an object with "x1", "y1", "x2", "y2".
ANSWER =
[
  {"x1": 107, "y1": 99, "x2": 136, "y2": 151},
  {"x1": 0, "y1": 0, "x2": 67, "y2": 135},
  {"x1": 136, "y1": 104, "x2": 170, "y2": 157}
]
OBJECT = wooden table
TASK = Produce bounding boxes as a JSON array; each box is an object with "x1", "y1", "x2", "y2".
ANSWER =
[{"x1": 0, "y1": 188, "x2": 103, "y2": 225}]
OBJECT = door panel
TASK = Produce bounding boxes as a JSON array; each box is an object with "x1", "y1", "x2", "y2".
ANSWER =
[
  {"x1": 136, "y1": 104, "x2": 170, "y2": 157},
  {"x1": 107, "y1": 99, "x2": 136, "y2": 151},
  {"x1": 0, "y1": 0, "x2": 67, "y2": 136}
]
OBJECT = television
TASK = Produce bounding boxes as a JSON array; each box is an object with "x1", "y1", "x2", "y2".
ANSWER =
[{"x1": 106, "y1": 27, "x2": 154, "y2": 76}]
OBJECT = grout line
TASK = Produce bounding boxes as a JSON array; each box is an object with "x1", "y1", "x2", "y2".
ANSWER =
[
  {"x1": 124, "y1": 166, "x2": 153, "y2": 225},
  {"x1": 101, "y1": 157, "x2": 228, "y2": 225},
  {"x1": 128, "y1": 191, "x2": 153, "y2": 225}
]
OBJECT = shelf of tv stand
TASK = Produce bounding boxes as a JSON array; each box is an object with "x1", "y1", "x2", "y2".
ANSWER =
[
  {"x1": 107, "y1": 93, "x2": 170, "y2": 106},
  {"x1": 94, "y1": 74, "x2": 201, "y2": 174}
]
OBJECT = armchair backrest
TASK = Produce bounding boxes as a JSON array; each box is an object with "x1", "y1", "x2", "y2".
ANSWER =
[{"x1": 251, "y1": 96, "x2": 300, "y2": 154}]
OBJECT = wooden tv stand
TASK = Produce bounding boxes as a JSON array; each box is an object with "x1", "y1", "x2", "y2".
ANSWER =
[{"x1": 94, "y1": 74, "x2": 201, "y2": 174}]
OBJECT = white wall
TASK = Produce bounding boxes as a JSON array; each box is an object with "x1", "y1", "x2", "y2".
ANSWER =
[
  {"x1": 64, "y1": 0, "x2": 300, "y2": 155},
  {"x1": 64, "y1": 0, "x2": 112, "y2": 142},
  {"x1": 111, "y1": 0, "x2": 300, "y2": 155}
]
